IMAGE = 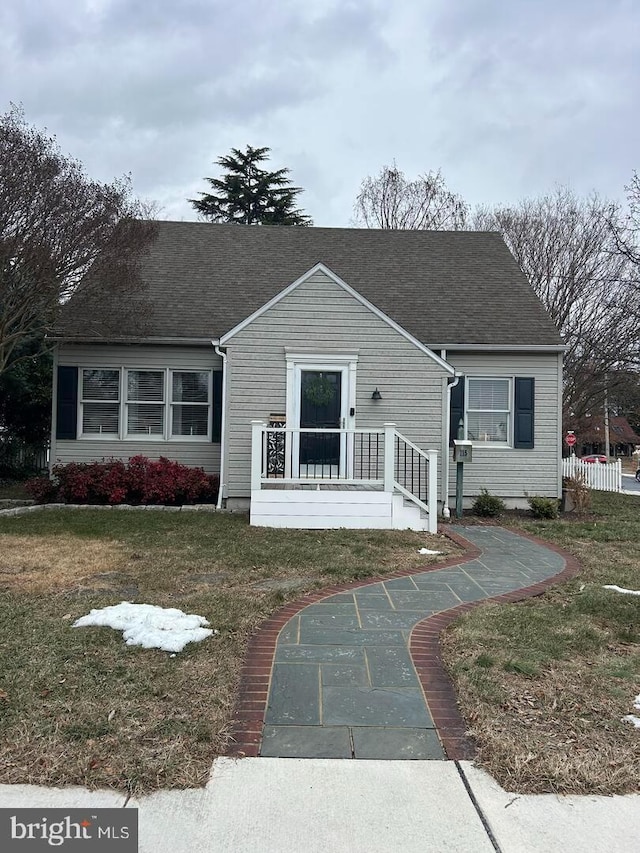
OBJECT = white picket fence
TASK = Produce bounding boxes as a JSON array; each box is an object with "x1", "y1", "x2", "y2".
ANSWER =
[{"x1": 562, "y1": 456, "x2": 622, "y2": 492}]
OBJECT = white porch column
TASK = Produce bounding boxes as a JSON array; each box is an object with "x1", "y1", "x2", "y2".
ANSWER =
[
  {"x1": 251, "y1": 420, "x2": 267, "y2": 491},
  {"x1": 383, "y1": 422, "x2": 396, "y2": 493},
  {"x1": 427, "y1": 449, "x2": 438, "y2": 534}
]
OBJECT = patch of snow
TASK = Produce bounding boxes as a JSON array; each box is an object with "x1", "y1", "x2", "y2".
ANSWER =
[
  {"x1": 621, "y1": 695, "x2": 640, "y2": 728},
  {"x1": 418, "y1": 548, "x2": 442, "y2": 555},
  {"x1": 73, "y1": 601, "x2": 217, "y2": 653},
  {"x1": 603, "y1": 585, "x2": 640, "y2": 596}
]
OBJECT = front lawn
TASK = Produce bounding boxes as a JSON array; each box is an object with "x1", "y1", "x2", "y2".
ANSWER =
[
  {"x1": 0, "y1": 510, "x2": 454, "y2": 792},
  {"x1": 443, "y1": 491, "x2": 640, "y2": 795}
]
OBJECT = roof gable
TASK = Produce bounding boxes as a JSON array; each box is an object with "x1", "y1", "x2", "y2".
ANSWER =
[{"x1": 220, "y1": 263, "x2": 455, "y2": 374}]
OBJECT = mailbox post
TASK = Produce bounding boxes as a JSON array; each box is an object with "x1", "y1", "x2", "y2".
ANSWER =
[{"x1": 452, "y1": 425, "x2": 473, "y2": 518}]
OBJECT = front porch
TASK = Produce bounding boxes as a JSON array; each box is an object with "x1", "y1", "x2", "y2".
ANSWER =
[{"x1": 249, "y1": 421, "x2": 438, "y2": 532}]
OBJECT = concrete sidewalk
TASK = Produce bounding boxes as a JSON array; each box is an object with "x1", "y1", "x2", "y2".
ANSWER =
[{"x1": 2, "y1": 758, "x2": 638, "y2": 853}]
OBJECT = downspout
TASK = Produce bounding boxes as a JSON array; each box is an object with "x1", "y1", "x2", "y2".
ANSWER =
[
  {"x1": 49, "y1": 343, "x2": 58, "y2": 477},
  {"x1": 214, "y1": 344, "x2": 228, "y2": 510},
  {"x1": 443, "y1": 371, "x2": 462, "y2": 520}
]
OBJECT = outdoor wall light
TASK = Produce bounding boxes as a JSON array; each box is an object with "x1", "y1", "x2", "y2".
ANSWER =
[{"x1": 371, "y1": 388, "x2": 382, "y2": 400}]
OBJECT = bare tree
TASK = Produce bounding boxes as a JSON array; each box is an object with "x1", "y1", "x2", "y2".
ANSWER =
[
  {"x1": 353, "y1": 164, "x2": 468, "y2": 230},
  {"x1": 613, "y1": 171, "x2": 640, "y2": 270},
  {"x1": 0, "y1": 106, "x2": 156, "y2": 377},
  {"x1": 474, "y1": 187, "x2": 639, "y2": 423}
]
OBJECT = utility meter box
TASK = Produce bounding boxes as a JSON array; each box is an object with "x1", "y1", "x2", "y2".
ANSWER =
[{"x1": 453, "y1": 439, "x2": 473, "y2": 463}]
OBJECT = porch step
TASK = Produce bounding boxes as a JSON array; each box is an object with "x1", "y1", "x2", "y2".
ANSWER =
[{"x1": 392, "y1": 494, "x2": 430, "y2": 532}]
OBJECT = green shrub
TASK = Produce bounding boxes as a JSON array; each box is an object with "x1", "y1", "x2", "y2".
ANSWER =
[
  {"x1": 528, "y1": 495, "x2": 560, "y2": 519},
  {"x1": 472, "y1": 488, "x2": 505, "y2": 517}
]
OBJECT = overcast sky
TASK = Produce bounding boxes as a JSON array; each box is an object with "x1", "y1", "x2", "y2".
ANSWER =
[{"x1": 1, "y1": 0, "x2": 638, "y2": 225}]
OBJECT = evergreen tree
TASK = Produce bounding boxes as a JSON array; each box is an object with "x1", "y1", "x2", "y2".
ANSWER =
[
  {"x1": 0, "y1": 337, "x2": 52, "y2": 444},
  {"x1": 190, "y1": 145, "x2": 312, "y2": 225}
]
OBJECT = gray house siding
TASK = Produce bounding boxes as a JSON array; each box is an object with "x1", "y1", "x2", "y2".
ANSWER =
[
  {"x1": 52, "y1": 343, "x2": 221, "y2": 474},
  {"x1": 445, "y1": 351, "x2": 562, "y2": 502},
  {"x1": 224, "y1": 270, "x2": 450, "y2": 498}
]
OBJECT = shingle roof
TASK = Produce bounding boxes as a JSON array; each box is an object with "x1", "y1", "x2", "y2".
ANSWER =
[
  {"x1": 579, "y1": 416, "x2": 640, "y2": 445},
  {"x1": 57, "y1": 221, "x2": 562, "y2": 347}
]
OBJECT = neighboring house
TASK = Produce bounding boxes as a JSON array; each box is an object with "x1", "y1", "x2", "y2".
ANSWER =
[
  {"x1": 577, "y1": 415, "x2": 640, "y2": 457},
  {"x1": 51, "y1": 223, "x2": 564, "y2": 531}
]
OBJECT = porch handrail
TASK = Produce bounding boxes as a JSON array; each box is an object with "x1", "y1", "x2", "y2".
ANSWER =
[
  {"x1": 393, "y1": 430, "x2": 427, "y2": 458},
  {"x1": 392, "y1": 426, "x2": 438, "y2": 534},
  {"x1": 262, "y1": 427, "x2": 385, "y2": 434},
  {"x1": 250, "y1": 421, "x2": 438, "y2": 534},
  {"x1": 253, "y1": 421, "x2": 387, "y2": 486}
]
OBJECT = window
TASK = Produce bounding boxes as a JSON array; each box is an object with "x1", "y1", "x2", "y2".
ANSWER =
[
  {"x1": 78, "y1": 367, "x2": 214, "y2": 441},
  {"x1": 171, "y1": 371, "x2": 211, "y2": 437},
  {"x1": 81, "y1": 369, "x2": 120, "y2": 436},
  {"x1": 466, "y1": 378, "x2": 510, "y2": 443},
  {"x1": 126, "y1": 370, "x2": 165, "y2": 436}
]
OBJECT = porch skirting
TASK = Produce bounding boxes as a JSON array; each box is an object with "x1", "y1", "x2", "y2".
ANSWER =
[{"x1": 249, "y1": 489, "x2": 430, "y2": 531}]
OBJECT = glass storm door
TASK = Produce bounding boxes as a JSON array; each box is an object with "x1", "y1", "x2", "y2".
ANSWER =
[{"x1": 299, "y1": 370, "x2": 343, "y2": 476}]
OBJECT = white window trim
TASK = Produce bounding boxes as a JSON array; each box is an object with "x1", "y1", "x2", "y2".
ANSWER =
[
  {"x1": 78, "y1": 367, "x2": 213, "y2": 443},
  {"x1": 465, "y1": 376, "x2": 512, "y2": 447},
  {"x1": 169, "y1": 369, "x2": 213, "y2": 442},
  {"x1": 78, "y1": 368, "x2": 121, "y2": 439},
  {"x1": 125, "y1": 369, "x2": 166, "y2": 440}
]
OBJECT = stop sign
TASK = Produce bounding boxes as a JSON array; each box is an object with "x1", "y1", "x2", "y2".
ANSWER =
[{"x1": 565, "y1": 433, "x2": 576, "y2": 447}]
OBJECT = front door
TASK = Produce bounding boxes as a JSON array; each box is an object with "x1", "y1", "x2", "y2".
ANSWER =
[
  {"x1": 299, "y1": 370, "x2": 342, "y2": 474},
  {"x1": 286, "y1": 356, "x2": 356, "y2": 480}
]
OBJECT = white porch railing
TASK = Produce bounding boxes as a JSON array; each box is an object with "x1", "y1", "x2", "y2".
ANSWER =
[
  {"x1": 562, "y1": 456, "x2": 622, "y2": 492},
  {"x1": 250, "y1": 420, "x2": 438, "y2": 532}
]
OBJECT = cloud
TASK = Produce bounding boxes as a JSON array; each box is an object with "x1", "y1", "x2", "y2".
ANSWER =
[
  {"x1": 1, "y1": 0, "x2": 390, "y2": 131},
  {"x1": 0, "y1": 0, "x2": 638, "y2": 224}
]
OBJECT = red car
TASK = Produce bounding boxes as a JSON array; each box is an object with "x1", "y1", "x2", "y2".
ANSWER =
[{"x1": 581, "y1": 454, "x2": 608, "y2": 464}]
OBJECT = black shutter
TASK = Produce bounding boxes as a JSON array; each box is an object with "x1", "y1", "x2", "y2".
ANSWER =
[
  {"x1": 514, "y1": 377, "x2": 535, "y2": 449},
  {"x1": 56, "y1": 366, "x2": 78, "y2": 440},
  {"x1": 212, "y1": 371, "x2": 223, "y2": 442},
  {"x1": 449, "y1": 378, "x2": 465, "y2": 444}
]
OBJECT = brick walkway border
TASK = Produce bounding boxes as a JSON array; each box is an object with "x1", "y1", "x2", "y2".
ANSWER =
[{"x1": 225, "y1": 526, "x2": 582, "y2": 759}]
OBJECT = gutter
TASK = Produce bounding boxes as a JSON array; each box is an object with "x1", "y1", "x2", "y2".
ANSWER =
[
  {"x1": 442, "y1": 371, "x2": 463, "y2": 520},
  {"x1": 48, "y1": 335, "x2": 220, "y2": 346},
  {"x1": 428, "y1": 343, "x2": 566, "y2": 353},
  {"x1": 214, "y1": 344, "x2": 228, "y2": 510}
]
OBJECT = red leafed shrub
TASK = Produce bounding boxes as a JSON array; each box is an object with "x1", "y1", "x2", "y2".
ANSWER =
[
  {"x1": 125, "y1": 456, "x2": 217, "y2": 506},
  {"x1": 26, "y1": 457, "x2": 219, "y2": 506},
  {"x1": 24, "y1": 475, "x2": 59, "y2": 504}
]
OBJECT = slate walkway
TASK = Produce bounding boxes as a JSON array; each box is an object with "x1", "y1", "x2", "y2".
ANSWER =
[{"x1": 259, "y1": 526, "x2": 567, "y2": 760}]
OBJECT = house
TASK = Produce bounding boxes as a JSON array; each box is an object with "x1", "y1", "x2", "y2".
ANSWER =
[
  {"x1": 576, "y1": 415, "x2": 640, "y2": 458},
  {"x1": 51, "y1": 223, "x2": 564, "y2": 531}
]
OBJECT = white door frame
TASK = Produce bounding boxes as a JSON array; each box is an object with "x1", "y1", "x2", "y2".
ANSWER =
[{"x1": 285, "y1": 352, "x2": 358, "y2": 478}]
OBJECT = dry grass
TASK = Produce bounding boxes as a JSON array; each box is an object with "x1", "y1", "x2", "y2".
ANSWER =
[
  {"x1": 442, "y1": 622, "x2": 640, "y2": 794},
  {"x1": 0, "y1": 509, "x2": 456, "y2": 792},
  {"x1": 443, "y1": 491, "x2": 640, "y2": 795},
  {"x1": 0, "y1": 536, "x2": 128, "y2": 591}
]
